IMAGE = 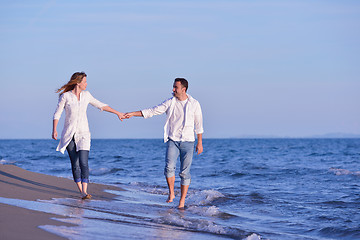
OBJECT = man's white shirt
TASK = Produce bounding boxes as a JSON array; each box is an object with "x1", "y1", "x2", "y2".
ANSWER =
[{"x1": 141, "y1": 94, "x2": 204, "y2": 142}]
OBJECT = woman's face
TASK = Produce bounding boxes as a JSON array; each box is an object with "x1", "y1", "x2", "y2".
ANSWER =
[{"x1": 78, "y1": 77, "x2": 87, "y2": 91}]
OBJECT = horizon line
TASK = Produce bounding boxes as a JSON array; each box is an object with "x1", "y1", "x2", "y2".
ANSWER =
[{"x1": 1, "y1": 136, "x2": 360, "y2": 140}]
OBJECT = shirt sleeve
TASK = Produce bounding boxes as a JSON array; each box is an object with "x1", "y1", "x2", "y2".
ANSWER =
[
  {"x1": 141, "y1": 98, "x2": 172, "y2": 119},
  {"x1": 53, "y1": 94, "x2": 66, "y2": 120},
  {"x1": 194, "y1": 101, "x2": 204, "y2": 135},
  {"x1": 88, "y1": 92, "x2": 108, "y2": 110}
]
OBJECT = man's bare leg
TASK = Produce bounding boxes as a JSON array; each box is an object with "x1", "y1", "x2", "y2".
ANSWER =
[
  {"x1": 178, "y1": 184, "x2": 189, "y2": 209},
  {"x1": 166, "y1": 176, "x2": 176, "y2": 203}
]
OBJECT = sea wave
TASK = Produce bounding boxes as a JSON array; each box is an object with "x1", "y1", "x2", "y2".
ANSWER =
[
  {"x1": 155, "y1": 211, "x2": 248, "y2": 238},
  {"x1": 0, "y1": 159, "x2": 16, "y2": 165},
  {"x1": 187, "y1": 205, "x2": 221, "y2": 217},
  {"x1": 90, "y1": 167, "x2": 125, "y2": 176},
  {"x1": 2, "y1": 138, "x2": 360, "y2": 240},
  {"x1": 319, "y1": 226, "x2": 360, "y2": 239},
  {"x1": 243, "y1": 233, "x2": 262, "y2": 240},
  {"x1": 126, "y1": 184, "x2": 227, "y2": 206},
  {"x1": 187, "y1": 189, "x2": 226, "y2": 206},
  {"x1": 329, "y1": 168, "x2": 360, "y2": 176}
]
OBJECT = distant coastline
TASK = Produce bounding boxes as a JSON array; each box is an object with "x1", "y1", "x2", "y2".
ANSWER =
[
  {"x1": 232, "y1": 133, "x2": 360, "y2": 139},
  {"x1": 1, "y1": 133, "x2": 360, "y2": 140}
]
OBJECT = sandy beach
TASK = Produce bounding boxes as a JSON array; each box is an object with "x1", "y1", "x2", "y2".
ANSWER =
[{"x1": 0, "y1": 164, "x2": 123, "y2": 240}]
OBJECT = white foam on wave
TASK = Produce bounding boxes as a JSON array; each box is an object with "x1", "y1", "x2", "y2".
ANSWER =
[
  {"x1": 151, "y1": 189, "x2": 244, "y2": 237},
  {"x1": 187, "y1": 205, "x2": 220, "y2": 217},
  {"x1": 329, "y1": 168, "x2": 360, "y2": 176},
  {"x1": 196, "y1": 219, "x2": 228, "y2": 235},
  {"x1": 187, "y1": 189, "x2": 225, "y2": 206},
  {"x1": 0, "y1": 159, "x2": 16, "y2": 165},
  {"x1": 157, "y1": 212, "x2": 228, "y2": 235},
  {"x1": 243, "y1": 233, "x2": 262, "y2": 240}
]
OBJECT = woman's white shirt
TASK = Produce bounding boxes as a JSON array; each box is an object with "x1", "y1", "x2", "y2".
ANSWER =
[{"x1": 53, "y1": 91, "x2": 108, "y2": 154}]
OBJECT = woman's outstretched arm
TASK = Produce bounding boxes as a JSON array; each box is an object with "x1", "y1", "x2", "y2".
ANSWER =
[{"x1": 102, "y1": 106, "x2": 125, "y2": 121}]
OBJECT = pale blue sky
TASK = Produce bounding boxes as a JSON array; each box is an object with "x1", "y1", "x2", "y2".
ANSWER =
[{"x1": 0, "y1": 0, "x2": 359, "y2": 139}]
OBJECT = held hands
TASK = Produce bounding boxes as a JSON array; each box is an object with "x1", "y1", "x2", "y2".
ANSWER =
[
  {"x1": 124, "y1": 111, "x2": 143, "y2": 119},
  {"x1": 116, "y1": 112, "x2": 137, "y2": 121},
  {"x1": 117, "y1": 112, "x2": 126, "y2": 121},
  {"x1": 116, "y1": 111, "x2": 138, "y2": 121},
  {"x1": 124, "y1": 112, "x2": 135, "y2": 119}
]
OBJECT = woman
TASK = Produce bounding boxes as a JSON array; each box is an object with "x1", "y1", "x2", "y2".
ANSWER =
[{"x1": 52, "y1": 72, "x2": 124, "y2": 200}]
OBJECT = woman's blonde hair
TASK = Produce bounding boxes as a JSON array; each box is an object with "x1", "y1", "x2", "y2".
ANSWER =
[{"x1": 56, "y1": 72, "x2": 87, "y2": 95}]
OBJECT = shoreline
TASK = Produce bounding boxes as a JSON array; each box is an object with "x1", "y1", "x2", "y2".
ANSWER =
[{"x1": 0, "y1": 164, "x2": 123, "y2": 240}]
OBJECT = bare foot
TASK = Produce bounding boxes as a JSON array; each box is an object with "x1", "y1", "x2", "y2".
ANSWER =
[
  {"x1": 178, "y1": 199, "x2": 185, "y2": 209},
  {"x1": 166, "y1": 195, "x2": 175, "y2": 203}
]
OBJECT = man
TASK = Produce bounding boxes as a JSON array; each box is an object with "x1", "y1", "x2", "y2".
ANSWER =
[{"x1": 125, "y1": 78, "x2": 204, "y2": 209}]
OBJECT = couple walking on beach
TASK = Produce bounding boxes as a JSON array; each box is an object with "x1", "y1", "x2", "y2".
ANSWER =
[{"x1": 52, "y1": 72, "x2": 204, "y2": 209}]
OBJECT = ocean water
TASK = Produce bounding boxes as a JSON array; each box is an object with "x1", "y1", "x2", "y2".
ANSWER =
[{"x1": 0, "y1": 138, "x2": 360, "y2": 240}]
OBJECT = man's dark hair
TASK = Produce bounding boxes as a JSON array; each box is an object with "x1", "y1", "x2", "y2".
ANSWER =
[{"x1": 175, "y1": 78, "x2": 188, "y2": 92}]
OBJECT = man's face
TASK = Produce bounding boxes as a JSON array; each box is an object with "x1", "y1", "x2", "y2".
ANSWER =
[{"x1": 172, "y1": 81, "x2": 186, "y2": 98}]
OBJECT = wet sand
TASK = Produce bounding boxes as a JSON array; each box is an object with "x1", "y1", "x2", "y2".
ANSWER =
[{"x1": 0, "y1": 164, "x2": 123, "y2": 240}]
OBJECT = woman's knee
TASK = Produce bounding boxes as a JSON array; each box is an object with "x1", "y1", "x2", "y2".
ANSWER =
[{"x1": 78, "y1": 150, "x2": 89, "y2": 167}]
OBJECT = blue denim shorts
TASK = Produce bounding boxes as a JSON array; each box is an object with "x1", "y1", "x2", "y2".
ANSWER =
[{"x1": 164, "y1": 139, "x2": 195, "y2": 185}]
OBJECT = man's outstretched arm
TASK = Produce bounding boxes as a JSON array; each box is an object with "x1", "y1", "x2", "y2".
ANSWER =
[{"x1": 124, "y1": 111, "x2": 144, "y2": 118}]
